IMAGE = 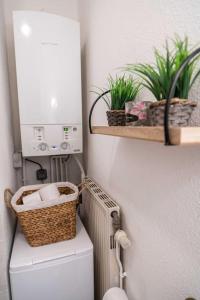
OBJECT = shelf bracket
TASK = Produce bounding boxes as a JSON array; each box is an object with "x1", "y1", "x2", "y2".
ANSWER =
[
  {"x1": 164, "y1": 47, "x2": 200, "y2": 145},
  {"x1": 89, "y1": 90, "x2": 110, "y2": 134}
]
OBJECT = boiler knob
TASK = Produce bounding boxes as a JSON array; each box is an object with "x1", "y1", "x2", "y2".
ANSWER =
[
  {"x1": 38, "y1": 142, "x2": 48, "y2": 151},
  {"x1": 61, "y1": 142, "x2": 69, "y2": 150}
]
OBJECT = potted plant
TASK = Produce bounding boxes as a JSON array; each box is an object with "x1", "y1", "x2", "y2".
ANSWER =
[
  {"x1": 92, "y1": 75, "x2": 141, "y2": 126},
  {"x1": 126, "y1": 36, "x2": 200, "y2": 127}
]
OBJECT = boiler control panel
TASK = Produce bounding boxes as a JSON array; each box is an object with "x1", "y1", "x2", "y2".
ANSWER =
[{"x1": 20, "y1": 124, "x2": 82, "y2": 157}]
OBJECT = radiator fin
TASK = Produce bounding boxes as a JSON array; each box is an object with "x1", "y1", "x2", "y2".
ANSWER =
[
  {"x1": 98, "y1": 193, "x2": 109, "y2": 200},
  {"x1": 110, "y1": 235, "x2": 116, "y2": 249},
  {"x1": 104, "y1": 200, "x2": 117, "y2": 208},
  {"x1": 80, "y1": 178, "x2": 120, "y2": 300}
]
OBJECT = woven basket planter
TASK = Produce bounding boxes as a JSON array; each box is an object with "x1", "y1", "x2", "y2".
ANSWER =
[
  {"x1": 106, "y1": 110, "x2": 126, "y2": 126},
  {"x1": 11, "y1": 182, "x2": 79, "y2": 247},
  {"x1": 148, "y1": 98, "x2": 197, "y2": 127}
]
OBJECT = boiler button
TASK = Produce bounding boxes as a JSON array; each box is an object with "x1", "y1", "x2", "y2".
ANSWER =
[
  {"x1": 38, "y1": 142, "x2": 48, "y2": 151},
  {"x1": 51, "y1": 145, "x2": 58, "y2": 150},
  {"x1": 61, "y1": 142, "x2": 69, "y2": 150}
]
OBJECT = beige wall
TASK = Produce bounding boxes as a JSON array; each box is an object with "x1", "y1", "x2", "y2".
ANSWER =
[
  {"x1": 80, "y1": 0, "x2": 200, "y2": 299},
  {"x1": 0, "y1": 1, "x2": 16, "y2": 299}
]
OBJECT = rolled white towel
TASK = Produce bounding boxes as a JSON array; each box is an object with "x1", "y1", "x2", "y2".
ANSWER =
[
  {"x1": 23, "y1": 191, "x2": 42, "y2": 206},
  {"x1": 39, "y1": 183, "x2": 60, "y2": 202}
]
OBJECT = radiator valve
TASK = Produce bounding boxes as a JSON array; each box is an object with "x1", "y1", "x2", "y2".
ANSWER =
[{"x1": 111, "y1": 211, "x2": 120, "y2": 231}]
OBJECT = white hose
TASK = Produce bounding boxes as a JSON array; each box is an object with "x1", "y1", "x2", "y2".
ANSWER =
[
  {"x1": 73, "y1": 155, "x2": 86, "y2": 180},
  {"x1": 115, "y1": 240, "x2": 124, "y2": 289},
  {"x1": 114, "y1": 230, "x2": 131, "y2": 289}
]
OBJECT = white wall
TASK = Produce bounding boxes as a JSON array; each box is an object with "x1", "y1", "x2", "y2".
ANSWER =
[
  {"x1": 80, "y1": 1, "x2": 200, "y2": 299},
  {"x1": 0, "y1": 1, "x2": 16, "y2": 299},
  {"x1": 3, "y1": 0, "x2": 81, "y2": 186}
]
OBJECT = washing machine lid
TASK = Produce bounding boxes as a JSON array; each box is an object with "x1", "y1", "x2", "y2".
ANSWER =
[{"x1": 10, "y1": 216, "x2": 93, "y2": 271}]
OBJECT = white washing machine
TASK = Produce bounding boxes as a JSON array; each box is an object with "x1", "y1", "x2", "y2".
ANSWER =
[{"x1": 10, "y1": 217, "x2": 94, "y2": 300}]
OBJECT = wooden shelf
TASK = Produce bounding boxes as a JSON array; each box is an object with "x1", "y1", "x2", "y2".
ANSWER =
[{"x1": 92, "y1": 126, "x2": 200, "y2": 145}]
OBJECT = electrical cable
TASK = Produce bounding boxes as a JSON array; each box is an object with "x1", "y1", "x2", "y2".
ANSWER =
[
  {"x1": 25, "y1": 158, "x2": 46, "y2": 183},
  {"x1": 64, "y1": 155, "x2": 70, "y2": 163},
  {"x1": 25, "y1": 158, "x2": 43, "y2": 170}
]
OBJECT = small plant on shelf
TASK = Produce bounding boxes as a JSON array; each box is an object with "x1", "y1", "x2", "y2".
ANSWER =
[
  {"x1": 108, "y1": 75, "x2": 140, "y2": 110},
  {"x1": 92, "y1": 75, "x2": 140, "y2": 126},
  {"x1": 126, "y1": 35, "x2": 200, "y2": 127}
]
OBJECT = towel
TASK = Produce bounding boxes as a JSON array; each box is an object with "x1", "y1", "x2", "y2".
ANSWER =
[
  {"x1": 23, "y1": 191, "x2": 42, "y2": 206},
  {"x1": 39, "y1": 183, "x2": 60, "y2": 201}
]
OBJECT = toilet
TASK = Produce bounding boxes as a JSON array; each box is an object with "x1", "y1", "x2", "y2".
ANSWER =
[{"x1": 103, "y1": 287, "x2": 128, "y2": 300}]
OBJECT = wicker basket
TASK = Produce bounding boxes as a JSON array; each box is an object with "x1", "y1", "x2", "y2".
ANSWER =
[
  {"x1": 148, "y1": 98, "x2": 197, "y2": 127},
  {"x1": 106, "y1": 110, "x2": 126, "y2": 126},
  {"x1": 11, "y1": 182, "x2": 79, "y2": 247}
]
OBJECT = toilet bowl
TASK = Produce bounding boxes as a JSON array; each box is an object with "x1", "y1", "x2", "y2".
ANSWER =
[{"x1": 103, "y1": 287, "x2": 128, "y2": 300}]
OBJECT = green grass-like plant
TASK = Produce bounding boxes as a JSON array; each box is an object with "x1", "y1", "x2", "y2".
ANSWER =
[
  {"x1": 109, "y1": 75, "x2": 140, "y2": 110},
  {"x1": 126, "y1": 36, "x2": 200, "y2": 100},
  {"x1": 91, "y1": 75, "x2": 140, "y2": 110}
]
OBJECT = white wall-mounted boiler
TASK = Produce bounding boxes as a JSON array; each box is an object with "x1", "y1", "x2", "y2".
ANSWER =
[{"x1": 13, "y1": 11, "x2": 82, "y2": 157}]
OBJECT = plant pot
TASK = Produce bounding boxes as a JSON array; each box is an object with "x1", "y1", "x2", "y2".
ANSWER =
[
  {"x1": 106, "y1": 110, "x2": 126, "y2": 126},
  {"x1": 148, "y1": 98, "x2": 197, "y2": 127},
  {"x1": 125, "y1": 101, "x2": 152, "y2": 126}
]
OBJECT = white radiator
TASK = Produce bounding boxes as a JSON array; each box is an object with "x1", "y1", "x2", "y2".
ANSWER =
[{"x1": 80, "y1": 177, "x2": 120, "y2": 300}]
